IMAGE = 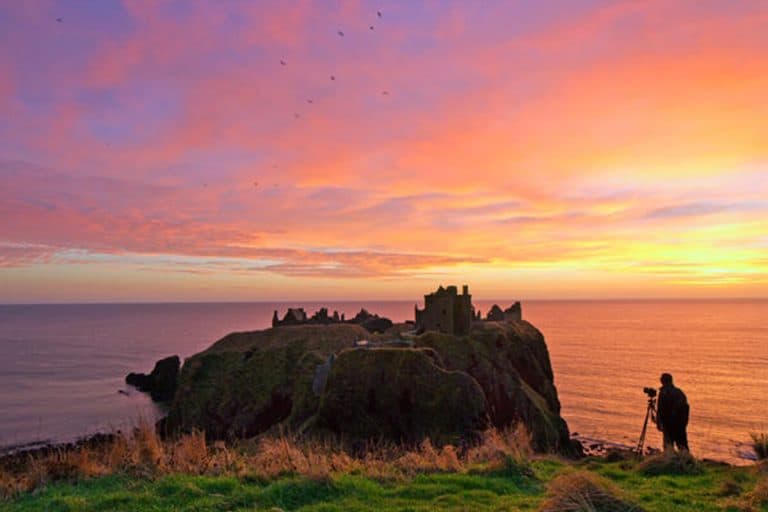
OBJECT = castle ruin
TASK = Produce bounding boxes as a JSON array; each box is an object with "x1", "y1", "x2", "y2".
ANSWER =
[
  {"x1": 271, "y1": 306, "x2": 392, "y2": 333},
  {"x1": 414, "y1": 285, "x2": 474, "y2": 335},
  {"x1": 414, "y1": 284, "x2": 523, "y2": 335}
]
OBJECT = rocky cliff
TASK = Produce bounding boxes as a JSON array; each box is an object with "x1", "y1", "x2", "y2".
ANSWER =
[
  {"x1": 126, "y1": 355, "x2": 180, "y2": 402},
  {"x1": 314, "y1": 347, "x2": 488, "y2": 445},
  {"x1": 164, "y1": 320, "x2": 579, "y2": 455},
  {"x1": 415, "y1": 321, "x2": 571, "y2": 452}
]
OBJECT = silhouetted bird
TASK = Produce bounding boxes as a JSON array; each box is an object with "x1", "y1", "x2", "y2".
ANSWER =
[
  {"x1": 377, "y1": 11, "x2": 382, "y2": 18},
  {"x1": 307, "y1": 99, "x2": 313, "y2": 104},
  {"x1": 369, "y1": 25, "x2": 374, "y2": 30},
  {"x1": 337, "y1": 30, "x2": 344, "y2": 37},
  {"x1": 330, "y1": 75, "x2": 336, "y2": 81},
  {"x1": 294, "y1": 113, "x2": 301, "y2": 119},
  {"x1": 280, "y1": 59, "x2": 286, "y2": 66},
  {"x1": 382, "y1": 91, "x2": 389, "y2": 96},
  {"x1": 56, "y1": 17, "x2": 62, "y2": 22}
]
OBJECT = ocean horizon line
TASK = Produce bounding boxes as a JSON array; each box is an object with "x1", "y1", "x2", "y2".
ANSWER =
[{"x1": 2, "y1": 297, "x2": 766, "y2": 307}]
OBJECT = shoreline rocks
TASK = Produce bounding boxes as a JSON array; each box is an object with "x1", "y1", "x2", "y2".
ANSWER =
[
  {"x1": 126, "y1": 355, "x2": 180, "y2": 402},
  {"x1": 0, "y1": 432, "x2": 118, "y2": 473}
]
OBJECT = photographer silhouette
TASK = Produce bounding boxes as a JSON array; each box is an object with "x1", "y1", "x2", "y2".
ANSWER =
[{"x1": 656, "y1": 373, "x2": 690, "y2": 452}]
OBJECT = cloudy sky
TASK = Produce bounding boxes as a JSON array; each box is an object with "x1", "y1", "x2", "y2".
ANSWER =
[{"x1": 1, "y1": 0, "x2": 767, "y2": 302}]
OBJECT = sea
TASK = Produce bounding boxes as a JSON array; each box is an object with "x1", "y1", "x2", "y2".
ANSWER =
[{"x1": 0, "y1": 300, "x2": 765, "y2": 464}]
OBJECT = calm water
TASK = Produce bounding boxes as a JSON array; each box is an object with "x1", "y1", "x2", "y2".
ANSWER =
[{"x1": 0, "y1": 300, "x2": 765, "y2": 463}]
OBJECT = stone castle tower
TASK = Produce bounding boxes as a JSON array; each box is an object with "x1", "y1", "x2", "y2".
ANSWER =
[{"x1": 414, "y1": 284, "x2": 473, "y2": 335}]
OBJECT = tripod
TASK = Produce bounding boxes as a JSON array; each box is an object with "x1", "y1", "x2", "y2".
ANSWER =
[{"x1": 636, "y1": 396, "x2": 657, "y2": 458}]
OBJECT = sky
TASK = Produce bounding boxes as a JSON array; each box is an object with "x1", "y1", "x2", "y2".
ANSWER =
[{"x1": 1, "y1": 0, "x2": 767, "y2": 302}]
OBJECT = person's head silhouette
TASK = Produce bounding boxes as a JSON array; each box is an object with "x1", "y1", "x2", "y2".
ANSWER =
[{"x1": 660, "y1": 373, "x2": 673, "y2": 386}]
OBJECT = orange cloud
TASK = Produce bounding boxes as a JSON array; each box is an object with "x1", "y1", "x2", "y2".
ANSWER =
[{"x1": 1, "y1": 1, "x2": 767, "y2": 300}]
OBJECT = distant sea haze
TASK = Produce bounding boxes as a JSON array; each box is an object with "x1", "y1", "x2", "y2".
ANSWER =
[{"x1": 0, "y1": 300, "x2": 765, "y2": 464}]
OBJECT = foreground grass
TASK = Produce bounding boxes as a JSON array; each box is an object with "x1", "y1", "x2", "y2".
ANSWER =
[
  {"x1": 3, "y1": 458, "x2": 766, "y2": 512},
  {"x1": 2, "y1": 471, "x2": 536, "y2": 511},
  {"x1": 2, "y1": 424, "x2": 767, "y2": 511}
]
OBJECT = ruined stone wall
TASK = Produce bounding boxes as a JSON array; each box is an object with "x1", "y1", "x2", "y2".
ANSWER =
[
  {"x1": 420, "y1": 293, "x2": 455, "y2": 334},
  {"x1": 452, "y1": 293, "x2": 473, "y2": 335}
]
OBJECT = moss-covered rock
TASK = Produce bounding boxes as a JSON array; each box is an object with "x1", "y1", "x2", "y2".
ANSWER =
[
  {"x1": 313, "y1": 347, "x2": 487, "y2": 445},
  {"x1": 165, "y1": 324, "x2": 369, "y2": 438},
  {"x1": 415, "y1": 320, "x2": 576, "y2": 454}
]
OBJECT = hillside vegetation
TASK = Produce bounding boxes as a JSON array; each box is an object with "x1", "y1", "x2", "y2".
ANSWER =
[{"x1": 2, "y1": 424, "x2": 767, "y2": 511}]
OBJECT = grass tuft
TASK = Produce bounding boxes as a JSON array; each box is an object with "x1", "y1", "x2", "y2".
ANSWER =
[
  {"x1": 716, "y1": 478, "x2": 742, "y2": 497},
  {"x1": 539, "y1": 471, "x2": 645, "y2": 511},
  {"x1": 637, "y1": 451, "x2": 702, "y2": 476},
  {"x1": 750, "y1": 432, "x2": 768, "y2": 460},
  {"x1": 466, "y1": 424, "x2": 532, "y2": 468},
  {"x1": 741, "y1": 476, "x2": 768, "y2": 510}
]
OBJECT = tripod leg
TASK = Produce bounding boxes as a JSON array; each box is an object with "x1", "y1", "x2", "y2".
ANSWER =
[{"x1": 637, "y1": 404, "x2": 652, "y2": 458}]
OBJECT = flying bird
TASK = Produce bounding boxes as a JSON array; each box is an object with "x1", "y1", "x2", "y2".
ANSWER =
[
  {"x1": 56, "y1": 17, "x2": 62, "y2": 22},
  {"x1": 280, "y1": 59, "x2": 286, "y2": 66},
  {"x1": 330, "y1": 75, "x2": 336, "y2": 81},
  {"x1": 369, "y1": 25, "x2": 374, "y2": 30},
  {"x1": 382, "y1": 90, "x2": 389, "y2": 96},
  {"x1": 377, "y1": 11, "x2": 382, "y2": 18},
  {"x1": 337, "y1": 30, "x2": 344, "y2": 37},
  {"x1": 294, "y1": 113, "x2": 301, "y2": 119},
  {"x1": 307, "y1": 99, "x2": 313, "y2": 104}
]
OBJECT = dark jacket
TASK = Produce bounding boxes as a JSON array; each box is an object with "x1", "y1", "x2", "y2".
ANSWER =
[{"x1": 657, "y1": 384, "x2": 689, "y2": 430}]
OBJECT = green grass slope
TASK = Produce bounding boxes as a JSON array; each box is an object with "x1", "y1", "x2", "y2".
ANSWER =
[{"x1": 4, "y1": 458, "x2": 765, "y2": 512}]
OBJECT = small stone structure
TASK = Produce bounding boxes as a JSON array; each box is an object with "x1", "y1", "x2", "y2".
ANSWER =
[
  {"x1": 415, "y1": 285, "x2": 474, "y2": 335},
  {"x1": 272, "y1": 308, "x2": 308, "y2": 326},
  {"x1": 486, "y1": 302, "x2": 522, "y2": 322},
  {"x1": 272, "y1": 306, "x2": 391, "y2": 333}
]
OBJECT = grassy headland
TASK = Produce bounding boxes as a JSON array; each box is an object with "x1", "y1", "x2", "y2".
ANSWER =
[{"x1": 2, "y1": 424, "x2": 766, "y2": 511}]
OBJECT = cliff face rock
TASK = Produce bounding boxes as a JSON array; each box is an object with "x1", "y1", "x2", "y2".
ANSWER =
[
  {"x1": 314, "y1": 347, "x2": 487, "y2": 445},
  {"x1": 416, "y1": 321, "x2": 575, "y2": 453},
  {"x1": 126, "y1": 355, "x2": 180, "y2": 402},
  {"x1": 165, "y1": 324, "x2": 369, "y2": 438},
  {"x1": 164, "y1": 320, "x2": 578, "y2": 455}
]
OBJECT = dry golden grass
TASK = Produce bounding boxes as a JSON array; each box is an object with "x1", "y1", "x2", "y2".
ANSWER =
[
  {"x1": 729, "y1": 476, "x2": 768, "y2": 512},
  {"x1": 0, "y1": 424, "x2": 532, "y2": 498},
  {"x1": 539, "y1": 471, "x2": 645, "y2": 512},
  {"x1": 637, "y1": 450, "x2": 701, "y2": 476},
  {"x1": 466, "y1": 423, "x2": 532, "y2": 468},
  {"x1": 746, "y1": 476, "x2": 768, "y2": 508},
  {"x1": 750, "y1": 432, "x2": 768, "y2": 461}
]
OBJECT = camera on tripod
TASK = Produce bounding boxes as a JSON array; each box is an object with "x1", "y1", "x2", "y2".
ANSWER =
[{"x1": 636, "y1": 386, "x2": 659, "y2": 458}]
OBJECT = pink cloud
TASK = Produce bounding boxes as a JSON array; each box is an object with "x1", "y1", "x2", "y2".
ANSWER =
[
  {"x1": 0, "y1": 243, "x2": 57, "y2": 268},
  {"x1": 2, "y1": 2, "x2": 768, "y2": 299}
]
